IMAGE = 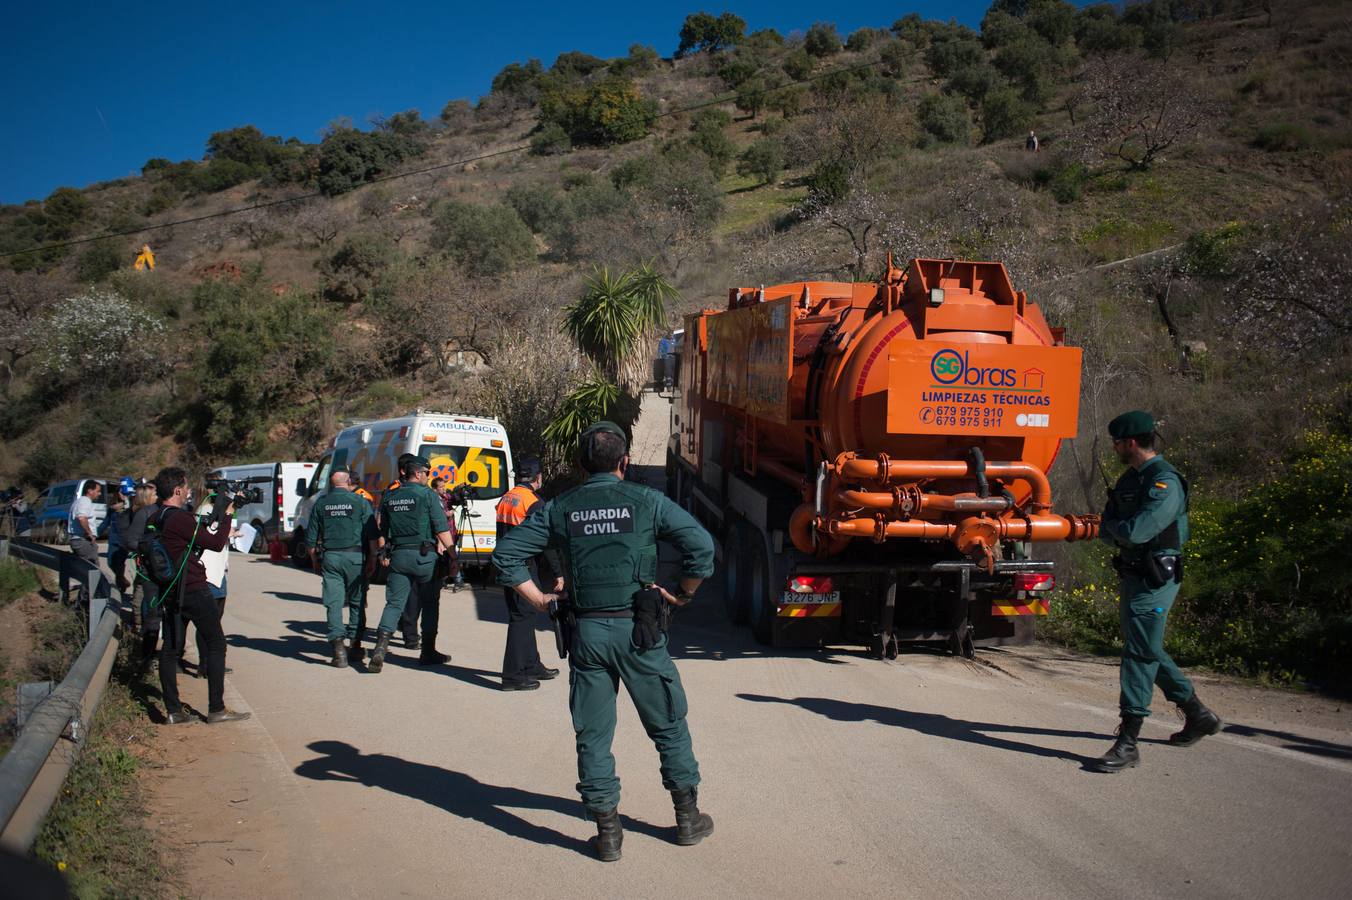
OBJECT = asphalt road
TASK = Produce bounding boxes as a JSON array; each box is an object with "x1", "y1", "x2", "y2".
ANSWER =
[{"x1": 150, "y1": 392, "x2": 1352, "y2": 899}]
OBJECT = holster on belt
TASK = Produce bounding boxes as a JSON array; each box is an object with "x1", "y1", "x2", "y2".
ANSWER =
[
  {"x1": 632, "y1": 586, "x2": 665, "y2": 649},
  {"x1": 548, "y1": 595, "x2": 574, "y2": 660}
]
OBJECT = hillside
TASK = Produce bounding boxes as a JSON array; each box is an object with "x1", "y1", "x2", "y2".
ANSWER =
[{"x1": 2, "y1": 2, "x2": 1349, "y2": 683}]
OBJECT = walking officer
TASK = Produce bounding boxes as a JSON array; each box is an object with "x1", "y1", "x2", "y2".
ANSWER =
[
  {"x1": 374, "y1": 454, "x2": 456, "y2": 672},
  {"x1": 491, "y1": 422, "x2": 716, "y2": 862},
  {"x1": 495, "y1": 455, "x2": 559, "y2": 691},
  {"x1": 307, "y1": 467, "x2": 378, "y2": 668},
  {"x1": 1094, "y1": 410, "x2": 1222, "y2": 773},
  {"x1": 349, "y1": 475, "x2": 378, "y2": 662}
]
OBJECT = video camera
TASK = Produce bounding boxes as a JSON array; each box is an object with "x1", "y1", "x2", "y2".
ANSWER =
[
  {"x1": 445, "y1": 482, "x2": 478, "y2": 508},
  {"x1": 204, "y1": 476, "x2": 267, "y2": 509}
]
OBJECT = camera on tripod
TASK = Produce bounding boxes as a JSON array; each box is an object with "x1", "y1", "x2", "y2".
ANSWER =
[
  {"x1": 445, "y1": 482, "x2": 478, "y2": 508},
  {"x1": 205, "y1": 477, "x2": 266, "y2": 509}
]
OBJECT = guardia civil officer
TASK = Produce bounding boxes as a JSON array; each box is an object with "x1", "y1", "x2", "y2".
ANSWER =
[
  {"x1": 1094, "y1": 410, "x2": 1222, "y2": 773},
  {"x1": 491, "y1": 422, "x2": 716, "y2": 862},
  {"x1": 373, "y1": 454, "x2": 456, "y2": 672},
  {"x1": 495, "y1": 455, "x2": 559, "y2": 691},
  {"x1": 349, "y1": 476, "x2": 378, "y2": 662},
  {"x1": 307, "y1": 466, "x2": 378, "y2": 668}
]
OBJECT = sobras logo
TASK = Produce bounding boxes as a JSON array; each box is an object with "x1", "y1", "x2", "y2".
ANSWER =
[{"x1": 930, "y1": 349, "x2": 1018, "y2": 388}]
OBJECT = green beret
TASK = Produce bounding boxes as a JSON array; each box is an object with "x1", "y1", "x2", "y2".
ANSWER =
[
  {"x1": 579, "y1": 421, "x2": 628, "y2": 454},
  {"x1": 398, "y1": 452, "x2": 431, "y2": 472},
  {"x1": 1108, "y1": 410, "x2": 1155, "y2": 439}
]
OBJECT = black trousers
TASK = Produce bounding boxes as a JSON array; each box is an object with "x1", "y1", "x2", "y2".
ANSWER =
[
  {"x1": 160, "y1": 587, "x2": 227, "y2": 714},
  {"x1": 399, "y1": 575, "x2": 441, "y2": 639},
  {"x1": 502, "y1": 587, "x2": 545, "y2": 680}
]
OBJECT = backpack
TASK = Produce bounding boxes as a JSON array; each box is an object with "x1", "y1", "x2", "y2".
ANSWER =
[{"x1": 138, "y1": 506, "x2": 186, "y2": 587}]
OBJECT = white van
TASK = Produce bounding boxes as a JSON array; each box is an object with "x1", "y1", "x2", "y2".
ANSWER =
[
  {"x1": 293, "y1": 411, "x2": 513, "y2": 568},
  {"x1": 206, "y1": 461, "x2": 318, "y2": 552}
]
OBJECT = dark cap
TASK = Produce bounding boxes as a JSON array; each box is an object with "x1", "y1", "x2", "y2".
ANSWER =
[
  {"x1": 579, "y1": 421, "x2": 627, "y2": 448},
  {"x1": 515, "y1": 455, "x2": 542, "y2": 481},
  {"x1": 1108, "y1": 410, "x2": 1155, "y2": 440},
  {"x1": 398, "y1": 452, "x2": 431, "y2": 470}
]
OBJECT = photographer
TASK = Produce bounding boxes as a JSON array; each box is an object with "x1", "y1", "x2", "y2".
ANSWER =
[{"x1": 150, "y1": 466, "x2": 250, "y2": 725}]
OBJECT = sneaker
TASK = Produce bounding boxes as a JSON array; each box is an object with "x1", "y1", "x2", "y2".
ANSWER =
[{"x1": 207, "y1": 709, "x2": 252, "y2": 724}]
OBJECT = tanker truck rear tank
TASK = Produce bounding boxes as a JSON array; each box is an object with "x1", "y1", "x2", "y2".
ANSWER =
[{"x1": 665, "y1": 258, "x2": 1100, "y2": 656}]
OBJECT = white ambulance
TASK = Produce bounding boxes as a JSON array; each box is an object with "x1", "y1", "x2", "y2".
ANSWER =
[{"x1": 292, "y1": 411, "x2": 513, "y2": 568}]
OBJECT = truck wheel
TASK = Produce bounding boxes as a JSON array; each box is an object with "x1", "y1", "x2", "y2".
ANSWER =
[
  {"x1": 722, "y1": 518, "x2": 748, "y2": 624},
  {"x1": 746, "y1": 531, "x2": 773, "y2": 645},
  {"x1": 249, "y1": 521, "x2": 267, "y2": 554},
  {"x1": 290, "y1": 531, "x2": 310, "y2": 570}
]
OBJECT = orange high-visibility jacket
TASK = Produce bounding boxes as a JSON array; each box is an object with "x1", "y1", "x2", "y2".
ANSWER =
[{"x1": 495, "y1": 484, "x2": 540, "y2": 529}]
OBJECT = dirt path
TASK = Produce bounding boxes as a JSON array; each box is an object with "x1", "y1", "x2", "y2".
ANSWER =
[{"x1": 137, "y1": 392, "x2": 1352, "y2": 899}]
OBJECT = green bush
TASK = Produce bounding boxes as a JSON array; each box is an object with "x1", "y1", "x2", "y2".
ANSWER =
[
  {"x1": 316, "y1": 128, "x2": 422, "y2": 196},
  {"x1": 918, "y1": 93, "x2": 971, "y2": 145},
  {"x1": 76, "y1": 241, "x2": 124, "y2": 283},
  {"x1": 318, "y1": 233, "x2": 399, "y2": 303},
  {"x1": 1033, "y1": 160, "x2": 1088, "y2": 203},
  {"x1": 782, "y1": 49, "x2": 814, "y2": 81},
  {"x1": 949, "y1": 61, "x2": 1001, "y2": 104},
  {"x1": 1252, "y1": 123, "x2": 1313, "y2": 152},
  {"x1": 878, "y1": 38, "x2": 911, "y2": 77},
  {"x1": 190, "y1": 158, "x2": 257, "y2": 193},
  {"x1": 690, "y1": 120, "x2": 736, "y2": 177},
  {"x1": 845, "y1": 27, "x2": 882, "y2": 52},
  {"x1": 805, "y1": 159, "x2": 851, "y2": 204},
  {"x1": 0, "y1": 558, "x2": 39, "y2": 606},
  {"x1": 429, "y1": 201, "x2": 535, "y2": 277},
  {"x1": 737, "y1": 137, "x2": 786, "y2": 185},
  {"x1": 980, "y1": 84, "x2": 1034, "y2": 143},
  {"x1": 43, "y1": 187, "x2": 89, "y2": 237},
  {"x1": 506, "y1": 183, "x2": 568, "y2": 234},
  {"x1": 676, "y1": 11, "x2": 746, "y2": 57},
  {"x1": 925, "y1": 26, "x2": 984, "y2": 77},
  {"x1": 530, "y1": 122, "x2": 573, "y2": 156},
  {"x1": 539, "y1": 77, "x2": 657, "y2": 146},
  {"x1": 804, "y1": 22, "x2": 842, "y2": 57},
  {"x1": 1179, "y1": 222, "x2": 1251, "y2": 276}
]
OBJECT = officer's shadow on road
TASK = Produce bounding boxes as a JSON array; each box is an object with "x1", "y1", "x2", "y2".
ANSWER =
[
  {"x1": 265, "y1": 591, "x2": 319, "y2": 604},
  {"x1": 738, "y1": 693, "x2": 1108, "y2": 768},
  {"x1": 1222, "y1": 723, "x2": 1352, "y2": 760},
  {"x1": 227, "y1": 619, "x2": 335, "y2": 667},
  {"x1": 294, "y1": 740, "x2": 669, "y2": 854}
]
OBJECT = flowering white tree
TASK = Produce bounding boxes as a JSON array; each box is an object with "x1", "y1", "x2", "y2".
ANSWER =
[{"x1": 41, "y1": 287, "x2": 165, "y2": 384}]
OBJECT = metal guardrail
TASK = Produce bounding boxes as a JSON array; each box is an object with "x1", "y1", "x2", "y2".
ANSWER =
[{"x1": 0, "y1": 537, "x2": 123, "y2": 851}]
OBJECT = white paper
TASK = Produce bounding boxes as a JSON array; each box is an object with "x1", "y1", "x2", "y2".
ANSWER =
[{"x1": 232, "y1": 523, "x2": 257, "y2": 554}]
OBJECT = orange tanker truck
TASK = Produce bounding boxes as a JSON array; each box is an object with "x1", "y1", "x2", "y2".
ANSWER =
[{"x1": 665, "y1": 258, "x2": 1100, "y2": 657}]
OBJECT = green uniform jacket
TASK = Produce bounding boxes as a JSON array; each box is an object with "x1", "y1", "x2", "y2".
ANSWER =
[
  {"x1": 491, "y1": 473, "x2": 715, "y2": 607},
  {"x1": 1100, "y1": 456, "x2": 1189, "y2": 562},
  {"x1": 306, "y1": 488, "x2": 375, "y2": 550},
  {"x1": 379, "y1": 483, "x2": 449, "y2": 547}
]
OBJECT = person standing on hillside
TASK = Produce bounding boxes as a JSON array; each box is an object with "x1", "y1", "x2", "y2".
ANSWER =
[
  {"x1": 494, "y1": 455, "x2": 559, "y2": 691},
  {"x1": 67, "y1": 480, "x2": 103, "y2": 568},
  {"x1": 308, "y1": 467, "x2": 378, "y2": 668},
  {"x1": 373, "y1": 454, "x2": 456, "y2": 672},
  {"x1": 1093, "y1": 410, "x2": 1222, "y2": 773},
  {"x1": 492, "y1": 423, "x2": 716, "y2": 862}
]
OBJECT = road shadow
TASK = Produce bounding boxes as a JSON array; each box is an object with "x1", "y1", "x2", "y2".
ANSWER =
[
  {"x1": 265, "y1": 591, "x2": 319, "y2": 604},
  {"x1": 1223, "y1": 723, "x2": 1352, "y2": 760},
  {"x1": 227, "y1": 632, "x2": 332, "y2": 667},
  {"x1": 293, "y1": 740, "x2": 667, "y2": 854},
  {"x1": 737, "y1": 693, "x2": 1109, "y2": 768},
  {"x1": 381, "y1": 652, "x2": 507, "y2": 690}
]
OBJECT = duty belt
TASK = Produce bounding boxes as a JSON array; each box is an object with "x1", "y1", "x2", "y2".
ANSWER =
[
  {"x1": 576, "y1": 609, "x2": 634, "y2": 619},
  {"x1": 324, "y1": 545, "x2": 361, "y2": 553},
  {"x1": 393, "y1": 541, "x2": 429, "y2": 549}
]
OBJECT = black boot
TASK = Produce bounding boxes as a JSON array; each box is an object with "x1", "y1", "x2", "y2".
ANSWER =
[
  {"x1": 671, "y1": 788, "x2": 714, "y2": 846},
  {"x1": 1170, "y1": 693, "x2": 1222, "y2": 746},
  {"x1": 349, "y1": 638, "x2": 364, "y2": 663},
  {"x1": 368, "y1": 630, "x2": 393, "y2": 673},
  {"x1": 330, "y1": 639, "x2": 348, "y2": 668},
  {"x1": 418, "y1": 634, "x2": 450, "y2": 666},
  {"x1": 588, "y1": 808, "x2": 623, "y2": 862},
  {"x1": 1094, "y1": 715, "x2": 1143, "y2": 773}
]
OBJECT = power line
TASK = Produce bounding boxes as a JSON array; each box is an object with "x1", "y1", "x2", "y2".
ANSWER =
[{"x1": 1, "y1": 58, "x2": 885, "y2": 260}]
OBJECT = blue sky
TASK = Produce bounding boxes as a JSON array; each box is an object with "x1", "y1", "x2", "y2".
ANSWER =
[{"x1": 1, "y1": 1, "x2": 1002, "y2": 205}]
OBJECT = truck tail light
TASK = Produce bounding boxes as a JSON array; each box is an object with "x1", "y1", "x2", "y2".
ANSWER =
[
  {"x1": 1014, "y1": 573, "x2": 1055, "y2": 592},
  {"x1": 788, "y1": 576, "x2": 833, "y2": 594}
]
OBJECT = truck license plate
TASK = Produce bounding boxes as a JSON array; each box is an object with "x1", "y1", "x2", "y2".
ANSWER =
[{"x1": 779, "y1": 591, "x2": 840, "y2": 605}]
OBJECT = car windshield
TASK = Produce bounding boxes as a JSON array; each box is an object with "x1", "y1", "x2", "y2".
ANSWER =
[{"x1": 418, "y1": 444, "x2": 508, "y2": 500}]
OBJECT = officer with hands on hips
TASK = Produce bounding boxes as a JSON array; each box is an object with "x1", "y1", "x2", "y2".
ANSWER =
[
  {"x1": 491, "y1": 422, "x2": 716, "y2": 862},
  {"x1": 373, "y1": 453, "x2": 456, "y2": 672},
  {"x1": 307, "y1": 465, "x2": 378, "y2": 668},
  {"x1": 1094, "y1": 410, "x2": 1222, "y2": 773}
]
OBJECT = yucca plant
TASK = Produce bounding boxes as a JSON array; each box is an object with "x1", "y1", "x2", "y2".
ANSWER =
[
  {"x1": 563, "y1": 263, "x2": 676, "y2": 394},
  {"x1": 542, "y1": 373, "x2": 642, "y2": 457}
]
